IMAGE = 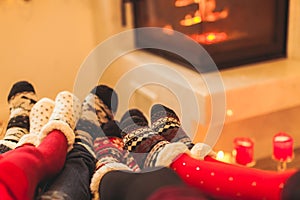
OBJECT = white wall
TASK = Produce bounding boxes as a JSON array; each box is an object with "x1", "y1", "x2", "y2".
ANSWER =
[{"x1": 0, "y1": 0, "x2": 96, "y2": 126}]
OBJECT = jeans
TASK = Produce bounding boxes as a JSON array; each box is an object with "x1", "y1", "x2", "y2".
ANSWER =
[{"x1": 38, "y1": 144, "x2": 97, "y2": 200}]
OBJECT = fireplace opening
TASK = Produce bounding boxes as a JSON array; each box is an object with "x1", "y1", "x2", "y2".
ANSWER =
[{"x1": 128, "y1": 0, "x2": 289, "y2": 72}]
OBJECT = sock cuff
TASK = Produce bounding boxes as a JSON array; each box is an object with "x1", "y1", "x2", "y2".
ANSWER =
[
  {"x1": 40, "y1": 120, "x2": 75, "y2": 151},
  {"x1": 155, "y1": 142, "x2": 189, "y2": 167},
  {"x1": 90, "y1": 162, "x2": 131, "y2": 200},
  {"x1": 16, "y1": 133, "x2": 40, "y2": 147},
  {"x1": 190, "y1": 143, "x2": 216, "y2": 159}
]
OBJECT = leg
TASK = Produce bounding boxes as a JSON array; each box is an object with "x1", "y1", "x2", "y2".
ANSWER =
[
  {"x1": 39, "y1": 85, "x2": 118, "y2": 200},
  {"x1": 39, "y1": 144, "x2": 96, "y2": 200},
  {"x1": 0, "y1": 130, "x2": 68, "y2": 200},
  {"x1": 100, "y1": 167, "x2": 185, "y2": 200},
  {"x1": 171, "y1": 153, "x2": 297, "y2": 200}
]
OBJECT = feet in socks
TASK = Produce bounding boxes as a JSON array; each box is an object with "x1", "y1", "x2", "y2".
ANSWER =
[
  {"x1": 17, "y1": 98, "x2": 55, "y2": 147},
  {"x1": 40, "y1": 91, "x2": 81, "y2": 151},
  {"x1": 150, "y1": 104, "x2": 194, "y2": 148},
  {"x1": 151, "y1": 104, "x2": 215, "y2": 159},
  {"x1": 91, "y1": 120, "x2": 138, "y2": 200},
  {"x1": 75, "y1": 85, "x2": 118, "y2": 156},
  {"x1": 120, "y1": 108, "x2": 188, "y2": 169},
  {"x1": 0, "y1": 81, "x2": 38, "y2": 152}
]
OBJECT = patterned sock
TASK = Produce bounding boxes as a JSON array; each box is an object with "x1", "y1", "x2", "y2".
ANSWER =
[
  {"x1": 40, "y1": 91, "x2": 81, "y2": 151},
  {"x1": 119, "y1": 108, "x2": 149, "y2": 125},
  {"x1": 150, "y1": 104, "x2": 194, "y2": 149},
  {"x1": 120, "y1": 109, "x2": 188, "y2": 169},
  {"x1": 17, "y1": 98, "x2": 55, "y2": 147},
  {"x1": 0, "y1": 81, "x2": 37, "y2": 153},
  {"x1": 75, "y1": 85, "x2": 118, "y2": 155},
  {"x1": 91, "y1": 120, "x2": 136, "y2": 200},
  {"x1": 90, "y1": 84, "x2": 118, "y2": 125},
  {"x1": 96, "y1": 120, "x2": 140, "y2": 171}
]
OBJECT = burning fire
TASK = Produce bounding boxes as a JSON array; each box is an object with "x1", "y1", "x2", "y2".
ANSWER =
[
  {"x1": 176, "y1": 0, "x2": 228, "y2": 25},
  {"x1": 190, "y1": 32, "x2": 228, "y2": 44}
]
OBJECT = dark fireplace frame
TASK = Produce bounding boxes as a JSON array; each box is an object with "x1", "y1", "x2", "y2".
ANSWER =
[{"x1": 128, "y1": 0, "x2": 289, "y2": 72}]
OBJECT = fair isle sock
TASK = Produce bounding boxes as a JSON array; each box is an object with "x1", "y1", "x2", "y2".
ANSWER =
[
  {"x1": 97, "y1": 120, "x2": 140, "y2": 172},
  {"x1": 90, "y1": 85, "x2": 118, "y2": 125},
  {"x1": 0, "y1": 81, "x2": 37, "y2": 152},
  {"x1": 119, "y1": 108, "x2": 149, "y2": 125},
  {"x1": 75, "y1": 85, "x2": 118, "y2": 156},
  {"x1": 75, "y1": 92, "x2": 103, "y2": 156},
  {"x1": 120, "y1": 109, "x2": 169, "y2": 169},
  {"x1": 150, "y1": 104, "x2": 194, "y2": 149},
  {"x1": 17, "y1": 98, "x2": 55, "y2": 147}
]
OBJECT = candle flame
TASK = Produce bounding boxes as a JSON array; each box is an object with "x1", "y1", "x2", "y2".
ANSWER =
[{"x1": 216, "y1": 151, "x2": 225, "y2": 160}]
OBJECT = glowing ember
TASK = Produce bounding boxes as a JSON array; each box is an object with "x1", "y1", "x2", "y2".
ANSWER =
[
  {"x1": 180, "y1": 14, "x2": 202, "y2": 26},
  {"x1": 176, "y1": 0, "x2": 229, "y2": 24},
  {"x1": 190, "y1": 32, "x2": 227, "y2": 44}
]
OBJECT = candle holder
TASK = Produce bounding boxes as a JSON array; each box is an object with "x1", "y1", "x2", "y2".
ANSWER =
[
  {"x1": 233, "y1": 137, "x2": 255, "y2": 167},
  {"x1": 272, "y1": 132, "x2": 294, "y2": 171}
]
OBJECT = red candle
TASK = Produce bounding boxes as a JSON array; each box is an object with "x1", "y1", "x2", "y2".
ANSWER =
[
  {"x1": 233, "y1": 137, "x2": 254, "y2": 166},
  {"x1": 273, "y1": 132, "x2": 293, "y2": 162}
]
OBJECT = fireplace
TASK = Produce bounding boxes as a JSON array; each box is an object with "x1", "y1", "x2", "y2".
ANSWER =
[{"x1": 125, "y1": 0, "x2": 289, "y2": 72}]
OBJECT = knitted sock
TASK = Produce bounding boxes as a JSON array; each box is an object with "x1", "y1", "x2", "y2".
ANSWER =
[
  {"x1": 75, "y1": 85, "x2": 118, "y2": 155},
  {"x1": 0, "y1": 81, "x2": 37, "y2": 153},
  {"x1": 40, "y1": 91, "x2": 81, "y2": 151},
  {"x1": 150, "y1": 104, "x2": 194, "y2": 149},
  {"x1": 17, "y1": 98, "x2": 55, "y2": 147},
  {"x1": 91, "y1": 121, "x2": 135, "y2": 200},
  {"x1": 94, "y1": 120, "x2": 140, "y2": 172},
  {"x1": 120, "y1": 108, "x2": 149, "y2": 125},
  {"x1": 90, "y1": 85, "x2": 118, "y2": 125},
  {"x1": 171, "y1": 153, "x2": 296, "y2": 200},
  {"x1": 120, "y1": 109, "x2": 188, "y2": 169}
]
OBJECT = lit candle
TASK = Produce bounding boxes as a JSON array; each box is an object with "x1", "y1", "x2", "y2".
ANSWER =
[
  {"x1": 273, "y1": 132, "x2": 293, "y2": 162},
  {"x1": 233, "y1": 137, "x2": 254, "y2": 166},
  {"x1": 216, "y1": 151, "x2": 232, "y2": 163}
]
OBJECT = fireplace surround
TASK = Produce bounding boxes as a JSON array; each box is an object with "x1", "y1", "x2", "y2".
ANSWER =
[{"x1": 125, "y1": 0, "x2": 289, "y2": 71}]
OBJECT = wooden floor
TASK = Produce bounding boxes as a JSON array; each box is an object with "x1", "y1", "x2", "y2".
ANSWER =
[{"x1": 254, "y1": 148, "x2": 300, "y2": 171}]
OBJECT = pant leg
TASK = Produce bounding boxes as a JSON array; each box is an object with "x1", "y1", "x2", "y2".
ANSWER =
[
  {"x1": 38, "y1": 144, "x2": 97, "y2": 200},
  {"x1": 0, "y1": 130, "x2": 68, "y2": 200},
  {"x1": 100, "y1": 167, "x2": 185, "y2": 200},
  {"x1": 171, "y1": 153, "x2": 297, "y2": 200}
]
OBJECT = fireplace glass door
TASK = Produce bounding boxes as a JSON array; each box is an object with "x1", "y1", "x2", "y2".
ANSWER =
[{"x1": 130, "y1": 0, "x2": 289, "y2": 72}]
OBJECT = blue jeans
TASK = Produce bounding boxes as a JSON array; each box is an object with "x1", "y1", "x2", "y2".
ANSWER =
[{"x1": 37, "y1": 144, "x2": 97, "y2": 200}]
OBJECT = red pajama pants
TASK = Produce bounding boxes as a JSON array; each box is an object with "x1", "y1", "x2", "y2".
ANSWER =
[
  {"x1": 0, "y1": 130, "x2": 68, "y2": 200},
  {"x1": 171, "y1": 153, "x2": 297, "y2": 200}
]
